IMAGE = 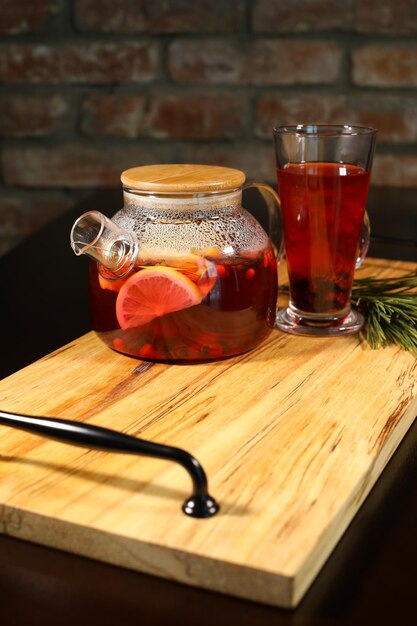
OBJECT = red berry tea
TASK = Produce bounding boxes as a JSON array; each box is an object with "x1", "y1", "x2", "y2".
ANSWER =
[
  {"x1": 277, "y1": 162, "x2": 370, "y2": 316},
  {"x1": 89, "y1": 245, "x2": 277, "y2": 361}
]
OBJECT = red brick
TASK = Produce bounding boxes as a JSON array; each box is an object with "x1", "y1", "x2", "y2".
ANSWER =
[
  {"x1": 1, "y1": 144, "x2": 168, "y2": 188},
  {"x1": 169, "y1": 39, "x2": 341, "y2": 85},
  {"x1": 81, "y1": 93, "x2": 247, "y2": 139},
  {"x1": 74, "y1": 0, "x2": 147, "y2": 32},
  {"x1": 74, "y1": 0, "x2": 243, "y2": 33},
  {"x1": 352, "y1": 45, "x2": 417, "y2": 87},
  {"x1": 355, "y1": 0, "x2": 417, "y2": 34},
  {"x1": 253, "y1": 0, "x2": 353, "y2": 32},
  {"x1": 255, "y1": 94, "x2": 417, "y2": 143},
  {"x1": 0, "y1": 0, "x2": 58, "y2": 34},
  {"x1": 0, "y1": 42, "x2": 158, "y2": 84},
  {"x1": 372, "y1": 154, "x2": 417, "y2": 187},
  {"x1": 0, "y1": 95, "x2": 67, "y2": 137},
  {"x1": 151, "y1": 94, "x2": 247, "y2": 139},
  {"x1": 176, "y1": 142, "x2": 275, "y2": 182},
  {"x1": 81, "y1": 95, "x2": 147, "y2": 138},
  {"x1": 0, "y1": 191, "x2": 72, "y2": 236}
]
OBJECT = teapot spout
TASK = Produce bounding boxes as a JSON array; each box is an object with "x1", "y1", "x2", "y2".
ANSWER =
[{"x1": 70, "y1": 211, "x2": 139, "y2": 278}]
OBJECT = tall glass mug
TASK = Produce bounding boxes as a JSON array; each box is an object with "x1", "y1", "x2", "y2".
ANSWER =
[{"x1": 274, "y1": 124, "x2": 377, "y2": 336}]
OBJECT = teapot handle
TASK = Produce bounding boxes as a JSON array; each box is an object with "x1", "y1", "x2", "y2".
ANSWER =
[
  {"x1": 243, "y1": 182, "x2": 284, "y2": 261},
  {"x1": 356, "y1": 210, "x2": 371, "y2": 269}
]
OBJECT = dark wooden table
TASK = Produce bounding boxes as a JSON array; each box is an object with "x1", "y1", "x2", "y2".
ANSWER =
[{"x1": 0, "y1": 187, "x2": 416, "y2": 625}]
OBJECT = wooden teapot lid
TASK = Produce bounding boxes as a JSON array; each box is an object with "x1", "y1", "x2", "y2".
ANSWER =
[{"x1": 121, "y1": 164, "x2": 246, "y2": 193}]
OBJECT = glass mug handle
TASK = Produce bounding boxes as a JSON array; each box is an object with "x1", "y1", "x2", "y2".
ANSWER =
[
  {"x1": 243, "y1": 182, "x2": 284, "y2": 261},
  {"x1": 356, "y1": 210, "x2": 370, "y2": 269}
]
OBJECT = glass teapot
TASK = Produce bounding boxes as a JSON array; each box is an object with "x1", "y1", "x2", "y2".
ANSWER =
[{"x1": 70, "y1": 164, "x2": 280, "y2": 362}]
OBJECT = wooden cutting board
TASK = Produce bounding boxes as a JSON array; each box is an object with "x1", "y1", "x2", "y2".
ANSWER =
[{"x1": 0, "y1": 258, "x2": 416, "y2": 608}]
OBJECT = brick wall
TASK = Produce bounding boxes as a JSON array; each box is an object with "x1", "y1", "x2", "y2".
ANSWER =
[{"x1": 1, "y1": 0, "x2": 417, "y2": 255}]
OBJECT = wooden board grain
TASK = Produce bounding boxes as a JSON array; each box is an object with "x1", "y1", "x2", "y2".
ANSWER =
[{"x1": 0, "y1": 258, "x2": 416, "y2": 608}]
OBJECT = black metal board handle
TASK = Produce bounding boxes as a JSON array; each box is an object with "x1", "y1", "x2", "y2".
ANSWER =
[{"x1": 0, "y1": 410, "x2": 219, "y2": 518}]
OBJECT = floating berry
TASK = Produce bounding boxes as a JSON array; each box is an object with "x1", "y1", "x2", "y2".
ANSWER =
[
  {"x1": 245, "y1": 268, "x2": 255, "y2": 279},
  {"x1": 112, "y1": 337, "x2": 125, "y2": 352},
  {"x1": 138, "y1": 343, "x2": 156, "y2": 359}
]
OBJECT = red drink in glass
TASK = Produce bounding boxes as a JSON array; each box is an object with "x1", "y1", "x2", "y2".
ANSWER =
[
  {"x1": 277, "y1": 162, "x2": 370, "y2": 316},
  {"x1": 274, "y1": 124, "x2": 376, "y2": 336}
]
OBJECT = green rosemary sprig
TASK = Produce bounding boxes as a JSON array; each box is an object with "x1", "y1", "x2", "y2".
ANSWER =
[{"x1": 351, "y1": 272, "x2": 417, "y2": 356}]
